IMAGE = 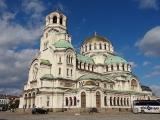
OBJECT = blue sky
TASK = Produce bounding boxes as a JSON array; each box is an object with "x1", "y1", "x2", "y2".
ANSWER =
[{"x1": 0, "y1": 0, "x2": 160, "y2": 97}]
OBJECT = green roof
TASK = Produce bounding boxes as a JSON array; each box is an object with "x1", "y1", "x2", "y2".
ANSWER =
[
  {"x1": 104, "y1": 56, "x2": 127, "y2": 64},
  {"x1": 77, "y1": 54, "x2": 94, "y2": 64},
  {"x1": 78, "y1": 74, "x2": 113, "y2": 82},
  {"x1": 53, "y1": 40, "x2": 74, "y2": 49},
  {"x1": 126, "y1": 75, "x2": 132, "y2": 81},
  {"x1": 41, "y1": 59, "x2": 51, "y2": 65},
  {"x1": 41, "y1": 74, "x2": 54, "y2": 79}
]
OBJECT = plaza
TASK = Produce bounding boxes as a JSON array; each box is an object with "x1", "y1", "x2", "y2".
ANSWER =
[{"x1": 0, "y1": 111, "x2": 159, "y2": 120}]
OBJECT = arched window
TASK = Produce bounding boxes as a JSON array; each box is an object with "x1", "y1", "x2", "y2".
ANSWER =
[
  {"x1": 121, "y1": 98, "x2": 123, "y2": 106},
  {"x1": 67, "y1": 68, "x2": 69, "y2": 76},
  {"x1": 117, "y1": 97, "x2": 119, "y2": 106},
  {"x1": 117, "y1": 64, "x2": 119, "y2": 70},
  {"x1": 124, "y1": 98, "x2": 126, "y2": 106},
  {"x1": 114, "y1": 97, "x2": 116, "y2": 106},
  {"x1": 60, "y1": 16, "x2": 63, "y2": 25},
  {"x1": 80, "y1": 62, "x2": 81, "y2": 69},
  {"x1": 59, "y1": 68, "x2": 61, "y2": 75},
  {"x1": 89, "y1": 44, "x2": 91, "y2": 50},
  {"x1": 88, "y1": 65, "x2": 90, "y2": 71},
  {"x1": 106, "y1": 65, "x2": 108, "y2": 71},
  {"x1": 104, "y1": 43, "x2": 106, "y2": 50},
  {"x1": 71, "y1": 57, "x2": 72, "y2": 64},
  {"x1": 53, "y1": 16, "x2": 57, "y2": 23},
  {"x1": 85, "y1": 45, "x2": 87, "y2": 52},
  {"x1": 46, "y1": 33, "x2": 48, "y2": 38},
  {"x1": 59, "y1": 57, "x2": 61, "y2": 62},
  {"x1": 94, "y1": 43, "x2": 96, "y2": 49},
  {"x1": 84, "y1": 63, "x2": 86, "y2": 70},
  {"x1": 99, "y1": 43, "x2": 102, "y2": 49},
  {"x1": 74, "y1": 96, "x2": 76, "y2": 106},
  {"x1": 110, "y1": 97, "x2": 112, "y2": 106},
  {"x1": 104, "y1": 96, "x2": 107, "y2": 106},
  {"x1": 122, "y1": 64, "x2": 125, "y2": 71},
  {"x1": 71, "y1": 69, "x2": 72, "y2": 76},
  {"x1": 66, "y1": 97, "x2": 68, "y2": 106},
  {"x1": 111, "y1": 65, "x2": 114, "y2": 71},
  {"x1": 92, "y1": 66, "x2": 94, "y2": 71}
]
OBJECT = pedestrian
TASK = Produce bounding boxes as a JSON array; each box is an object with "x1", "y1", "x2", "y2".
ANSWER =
[
  {"x1": 105, "y1": 108, "x2": 108, "y2": 114},
  {"x1": 89, "y1": 107, "x2": 93, "y2": 114}
]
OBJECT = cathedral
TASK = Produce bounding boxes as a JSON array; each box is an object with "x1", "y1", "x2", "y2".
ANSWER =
[{"x1": 19, "y1": 10, "x2": 155, "y2": 112}]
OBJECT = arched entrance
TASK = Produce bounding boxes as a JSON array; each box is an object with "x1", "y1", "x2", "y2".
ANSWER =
[
  {"x1": 96, "y1": 91, "x2": 101, "y2": 108},
  {"x1": 81, "y1": 92, "x2": 86, "y2": 108}
]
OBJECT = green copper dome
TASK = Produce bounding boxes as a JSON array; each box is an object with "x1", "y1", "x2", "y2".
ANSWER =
[
  {"x1": 54, "y1": 40, "x2": 74, "y2": 49},
  {"x1": 104, "y1": 56, "x2": 127, "y2": 64}
]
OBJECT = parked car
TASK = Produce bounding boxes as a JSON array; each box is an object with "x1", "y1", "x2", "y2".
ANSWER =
[{"x1": 32, "y1": 108, "x2": 48, "y2": 114}]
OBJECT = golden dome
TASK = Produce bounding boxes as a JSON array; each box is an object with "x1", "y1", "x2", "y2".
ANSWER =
[
  {"x1": 83, "y1": 36, "x2": 110, "y2": 45},
  {"x1": 84, "y1": 80, "x2": 97, "y2": 86}
]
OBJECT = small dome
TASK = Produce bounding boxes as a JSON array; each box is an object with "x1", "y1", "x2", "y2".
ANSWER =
[
  {"x1": 84, "y1": 80, "x2": 97, "y2": 86},
  {"x1": 104, "y1": 56, "x2": 127, "y2": 64},
  {"x1": 83, "y1": 36, "x2": 111, "y2": 45},
  {"x1": 54, "y1": 40, "x2": 74, "y2": 49}
]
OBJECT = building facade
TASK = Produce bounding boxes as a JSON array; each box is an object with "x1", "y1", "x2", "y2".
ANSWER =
[{"x1": 19, "y1": 10, "x2": 155, "y2": 112}]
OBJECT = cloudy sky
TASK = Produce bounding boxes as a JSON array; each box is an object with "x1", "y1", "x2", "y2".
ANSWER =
[{"x1": 0, "y1": 0, "x2": 160, "y2": 97}]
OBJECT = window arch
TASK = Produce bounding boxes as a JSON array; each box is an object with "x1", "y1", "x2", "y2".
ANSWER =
[
  {"x1": 122, "y1": 64, "x2": 125, "y2": 71},
  {"x1": 106, "y1": 65, "x2": 108, "y2": 71},
  {"x1": 110, "y1": 97, "x2": 112, "y2": 106},
  {"x1": 65, "y1": 97, "x2": 68, "y2": 106},
  {"x1": 89, "y1": 44, "x2": 91, "y2": 50},
  {"x1": 104, "y1": 96, "x2": 107, "y2": 106},
  {"x1": 94, "y1": 43, "x2": 96, "y2": 49},
  {"x1": 60, "y1": 16, "x2": 63, "y2": 25},
  {"x1": 99, "y1": 43, "x2": 102, "y2": 49},
  {"x1": 111, "y1": 65, "x2": 114, "y2": 71},
  {"x1": 117, "y1": 64, "x2": 119, "y2": 70},
  {"x1": 85, "y1": 45, "x2": 87, "y2": 52},
  {"x1": 104, "y1": 43, "x2": 106, "y2": 50},
  {"x1": 53, "y1": 16, "x2": 57, "y2": 23},
  {"x1": 59, "y1": 68, "x2": 61, "y2": 75}
]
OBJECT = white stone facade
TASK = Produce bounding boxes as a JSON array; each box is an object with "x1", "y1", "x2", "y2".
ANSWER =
[{"x1": 19, "y1": 10, "x2": 155, "y2": 112}]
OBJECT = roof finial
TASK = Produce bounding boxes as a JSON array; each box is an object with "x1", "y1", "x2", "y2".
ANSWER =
[
  {"x1": 94, "y1": 31, "x2": 97, "y2": 36},
  {"x1": 56, "y1": 8, "x2": 58, "y2": 11}
]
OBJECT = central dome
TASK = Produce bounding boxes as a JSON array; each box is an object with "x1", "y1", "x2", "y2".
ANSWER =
[{"x1": 83, "y1": 36, "x2": 111, "y2": 45}]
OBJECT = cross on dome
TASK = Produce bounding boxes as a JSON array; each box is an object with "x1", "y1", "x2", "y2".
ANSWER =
[{"x1": 94, "y1": 31, "x2": 97, "y2": 36}]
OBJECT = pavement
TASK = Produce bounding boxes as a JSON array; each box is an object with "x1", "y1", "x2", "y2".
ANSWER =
[{"x1": 0, "y1": 110, "x2": 160, "y2": 120}]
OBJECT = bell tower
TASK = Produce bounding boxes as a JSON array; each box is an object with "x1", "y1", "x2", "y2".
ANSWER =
[
  {"x1": 45, "y1": 9, "x2": 67, "y2": 32},
  {"x1": 40, "y1": 10, "x2": 71, "y2": 52}
]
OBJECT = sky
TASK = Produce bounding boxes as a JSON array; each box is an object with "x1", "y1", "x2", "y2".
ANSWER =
[{"x1": 0, "y1": 0, "x2": 160, "y2": 97}]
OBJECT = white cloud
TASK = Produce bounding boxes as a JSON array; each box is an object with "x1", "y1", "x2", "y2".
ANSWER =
[
  {"x1": 54, "y1": 3, "x2": 69, "y2": 13},
  {"x1": 154, "y1": 65, "x2": 160, "y2": 69},
  {"x1": 129, "y1": 62, "x2": 138, "y2": 68},
  {"x1": 22, "y1": 0, "x2": 46, "y2": 19},
  {"x1": 0, "y1": 0, "x2": 7, "y2": 11},
  {"x1": 0, "y1": 1, "x2": 44, "y2": 94},
  {"x1": 135, "y1": 26, "x2": 160, "y2": 57},
  {"x1": 144, "y1": 71, "x2": 160, "y2": 78},
  {"x1": 134, "y1": 0, "x2": 159, "y2": 10},
  {"x1": 142, "y1": 61, "x2": 151, "y2": 66},
  {"x1": 150, "y1": 85, "x2": 160, "y2": 97},
  {"x1": 0, "y1": 88, "x2": 23, "y2": 96}
]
